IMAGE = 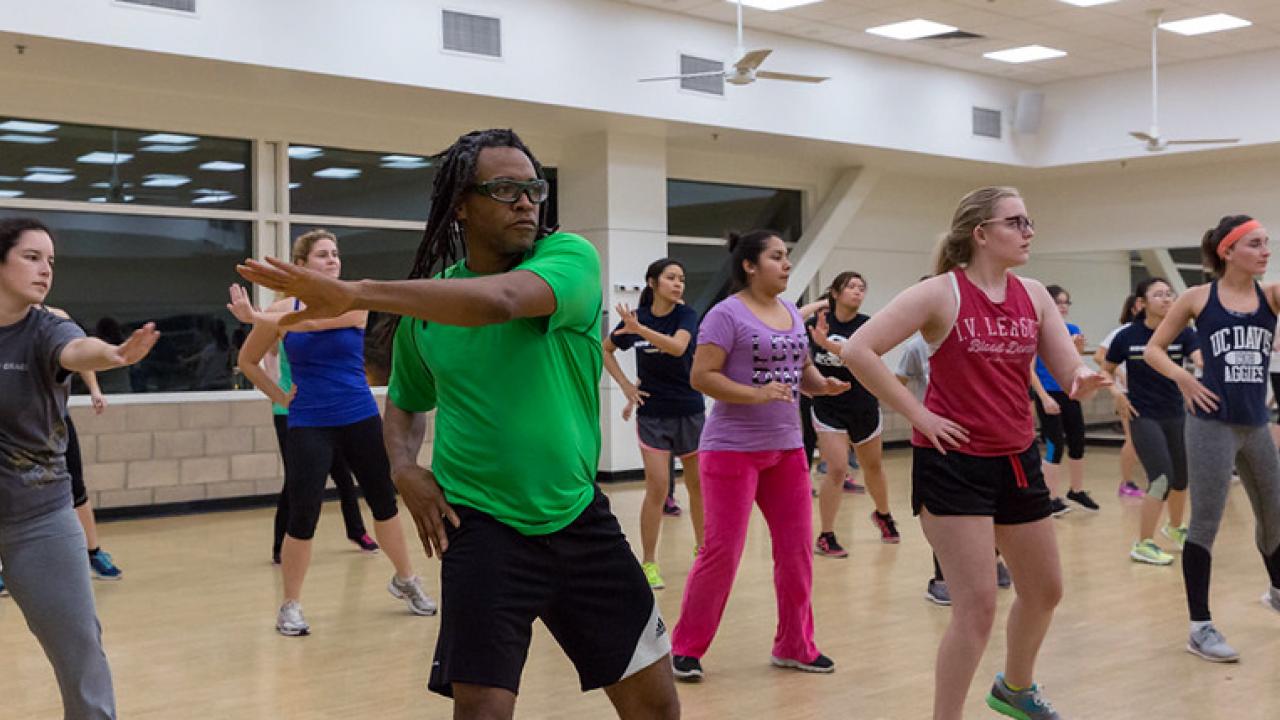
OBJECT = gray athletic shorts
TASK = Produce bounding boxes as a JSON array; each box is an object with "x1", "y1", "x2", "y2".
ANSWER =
[{"x1": 637, "y1": 413, "x2": 705, "y2": 457}]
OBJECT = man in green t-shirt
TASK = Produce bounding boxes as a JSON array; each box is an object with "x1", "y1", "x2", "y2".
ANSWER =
[{"x1": 238, "y1": 130, "x2": 678, "y2": 719}]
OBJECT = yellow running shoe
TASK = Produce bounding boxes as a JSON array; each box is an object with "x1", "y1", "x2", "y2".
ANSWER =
[{"x1": 642, "y1": 562, "x2": 665, "y2": 590}]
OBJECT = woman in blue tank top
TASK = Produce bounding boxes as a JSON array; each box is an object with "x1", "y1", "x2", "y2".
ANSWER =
[
  {"x1": 1145, "y1": 214, "x2": 1280, "y2": 663},
  {"x1": 236, "y1": 230, "x2": 436, "y2": 636}
]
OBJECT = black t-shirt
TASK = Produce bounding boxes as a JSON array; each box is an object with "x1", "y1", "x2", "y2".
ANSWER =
[
  {"x1": 806, "y1": 310, "x2": 877, "y2": 410},
  {"x1": 1105, "y1": 321, "x2": 1198, "y2": 419},
  {"x1": 611, "y1": 304, "x2": 704, "y2": 418}
]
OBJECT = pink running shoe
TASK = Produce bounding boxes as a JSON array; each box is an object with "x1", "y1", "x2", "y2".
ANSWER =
[
  {"x1": 351, "y1": 533, "x2": 380, "y2": 554},
  {"x1": 1118, "y1": 482, "x2": 1144, "y2": 499}
]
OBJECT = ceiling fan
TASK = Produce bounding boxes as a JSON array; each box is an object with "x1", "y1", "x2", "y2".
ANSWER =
[
  {"x1": 639, "y1": 0, "x2": 829, "y2": 87},
  {"x1": 1129, "y1": 9, "x2": 1239, "y2": 152}
]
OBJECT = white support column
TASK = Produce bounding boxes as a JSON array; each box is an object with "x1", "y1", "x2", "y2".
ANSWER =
[
  {"x1": 1137, "y1": 248, "x2": 1187, "y2": 294},
  {"x1": 785, "y1": 167, "x2": 881, "y2": 304},
  {"x1": 557, "y1": 131, "x2": 668, "y2": 474}
]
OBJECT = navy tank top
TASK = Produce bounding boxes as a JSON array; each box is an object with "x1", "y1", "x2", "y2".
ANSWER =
[
  {"x1": 1194, "y1": 281, "x2": 1275, "y2": 426},
  {"x1": 281, "y1": 304, "x2": 378, "y2": 428}
]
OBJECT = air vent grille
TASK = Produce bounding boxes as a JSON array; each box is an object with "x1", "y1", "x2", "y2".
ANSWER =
[
  {"x1": 680, "y1": 55, "x2": 724, "y2": 96},
  {"x1": 443, "y1": 10, "x2": 502, "y2": 58},
  {"x1": 972, "y1": 107, "x2": 1002, "y2": 139}
]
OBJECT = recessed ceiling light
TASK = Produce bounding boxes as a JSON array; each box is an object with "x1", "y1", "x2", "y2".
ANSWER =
[
  {"x1": 140, "y1": 144, "x2": 195, "y2": 153},
  {"x1": 288, "y1": 182, "x2": 302, "y2": 189},
  {"x1": 0, "y1": 189, "x2": 24, "y2": 198},
  {"x1": 27, "y1": 166, "x2": 71, "y2": 174},
  {"x1": 0, "y1": 176, "x2": 19, "y2": 182},
  {"x1": 1160, "y1": 13, "x2": 1251, "y2": 36},
  {"x1": 78, "y1": 152, "x2": 134, "y2": 165},
  {"x1": 139, "y1": 133, "x2": 198, "y2": 143},
  {"x1": 192, "y1": 193, "x2": 237, "y2": 204},
  {"x1": 24, "y1": 173, "x2": 77, "y2": 184},
  {"x1": 142, "y1": 174, "x2": 191, "y2": 188},
  {"x1": 0, "y1": 134, "x2": 56, "y2": 144},
  {"x1": 866, "y1": 19, "x2": 957, "y2": 41},
  {"x1": 313, "y1": 167, "x2": 362, "y2": 179},
  {"x1": 726, "y1": 0, "x2": 822, "y2": 11},
  {"x1": 381, "y1": 160, "x2": 431, "y2": 170},
  {"x1": 200, "y1": 161, "x2": 246, "y2": 172},
  {"x1": 382, "y1": 154, "x2": 425, "y2": 163},
  {"x1": 984, "y1": 45, "x2": 1067, "y2": 63},
  {"x1": 1058, "y1": 0, "x2": 1118, "y2": 7},
  {"x1": 0, "y1": 120, "x2": 59, "y2": 133},
  {"x1": 89, "y1": 197, "x2": 109, "y2": 203},
  {"x1": 288, "y1": 146, "x2": 324, "y2": 160}
]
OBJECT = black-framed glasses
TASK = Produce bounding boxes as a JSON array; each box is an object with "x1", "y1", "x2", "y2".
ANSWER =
[
  {"x1": 979, "y1": 215, "x2": 1035, "y2": 233},
  {"x1": 472, "y1": 178, "x2": 550, "y2": 204}
]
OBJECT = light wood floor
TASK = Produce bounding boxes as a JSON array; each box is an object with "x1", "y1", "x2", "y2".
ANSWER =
[{"x1": 3, "y1": 447, "x2": 1279, "y2": 719}]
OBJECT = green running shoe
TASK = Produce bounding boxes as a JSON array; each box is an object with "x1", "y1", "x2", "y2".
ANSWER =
[{"x1": 986, "y1": 673, "x2": 1061, "y2": 719}]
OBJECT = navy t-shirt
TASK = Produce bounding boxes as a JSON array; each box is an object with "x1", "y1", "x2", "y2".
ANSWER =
[
  {"x1": 610, "y1": 304, "x2": 704, "y2": 418},
  {"x1": 1105, "y1": 321, "x2": 1198, "y2": 419},
  {"x1": 806, "y1": 310, "x2": 877, "y2": 411}
]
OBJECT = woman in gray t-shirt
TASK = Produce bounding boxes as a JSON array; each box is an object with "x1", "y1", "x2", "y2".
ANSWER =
[{"x1": 0, "y1": 217, "x2": 158, "y2": 720}]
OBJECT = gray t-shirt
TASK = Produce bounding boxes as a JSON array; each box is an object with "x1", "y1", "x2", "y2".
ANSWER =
[
  {"x1": 0, "y1": 307, "x2": 84, "y2": 522},
  {"x1": 896, "y1": 332, "x2": 931, "y2": 404}
]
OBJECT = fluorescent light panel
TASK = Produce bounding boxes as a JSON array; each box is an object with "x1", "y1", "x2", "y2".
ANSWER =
[
  {"x1": 0, "y1": 189, "x2": 24, "y2": 198},
  {"x1": 142, "y1": 174, "x2": 191, "y2": 188},
  {"x1": 866, "y1": 18, "x2": 957, "y2": 41},
  {"x1": 1160, "y1": 13, "x2": 1251, "y2": 36},
  {"x1": 984, "y1": 45, "x2": 1067, "y2": 63},
  {"x1": 192, "y1": 193, "x2": 236, "y2": 204},
  {"x1": 200, "y1": 161, "x2": 245, "y2": 172},
  {"x1": 0, "y1": 134, "x2": 56, "y2": 144},
  {"x1": 24, "y1": 173, "x2": 77, "y2": 184},
  {"x1": 139, "y1": 133, "x2": 198, "y2": 144},
  {"x1": 27, "y1": 166, "x2": 70, "y2": 174},
  {"x1": 288, "y1": 146, "x2": 324, "y2": 160},
  {"x1": 140, "y1": 144, "x2": 195, "y2": 154},
  {"x1": 0, "y1": 120, "x2": 59, "y2": 133},
  {"x1": 726, "y1": 0, "x2": 822, "y2": 11},
  {"x1": 78, "y1": 152, "x2": 133, "y2": 165},
  {"x1": 1058, "y1": 0, "x2": 1118, "y2": 7},
  {"x1": 313, "y1": 167, "x2": 361, "y2": 179}
]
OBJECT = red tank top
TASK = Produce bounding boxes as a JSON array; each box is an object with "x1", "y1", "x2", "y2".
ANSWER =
[{"x1": 912, "y1": 269, "x2": 1039, "y2": 456}]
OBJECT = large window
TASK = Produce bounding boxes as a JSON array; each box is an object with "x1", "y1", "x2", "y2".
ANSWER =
[
  {"x1": 0, "y1": 116, "x2": 251, "y2": 210},
  {"x1": 288, "y1": 225, "x2": 422, "y2": 281},
  {"x1": 0, "y1": 209, "x2": 252, "y2": 393},
  {"x1": 1129, "y1": 248, "x2": 1210, "y2": 290},
  {"x1": 667, "y1": 179, "x2": 802, "y2": 243}
]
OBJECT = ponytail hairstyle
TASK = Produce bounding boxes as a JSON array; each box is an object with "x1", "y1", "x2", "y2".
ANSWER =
[
  {"x1": 1131, "y1": 276, "x2": 1170, "y2": 322},
  {"x1": 0, "y1": 216, "x2": 53, "y2": 263},
  {"x1": 291, "y1": 228, "x2": 338, "y2": 264},
  {"x1": 638, "y1": 258, "x2": 685, "y2": 307},
  {"x1": 933, "y1": 186, "x2": 1021, "y2": 275},
  {"x1": 372, "y1": 129, "x2": 554, "y2": 356},
  {"x1": 825, "y1": 271, "x2": 865, "y2": 315},
  {"x1": 1200, "y1": 214, "x2": 1254, "y2": 277},
  {"x1": 727, "y1": 229, "x2": 780, "y2": 292},
  {"x1": 1118, "y1": 294, "x2": 1139, "y2": 324}
]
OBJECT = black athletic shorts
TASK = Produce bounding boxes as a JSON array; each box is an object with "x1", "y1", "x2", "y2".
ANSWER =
[
  {"x1": 811, "y1": 399, "x2": 882, "y2": 446},
  {"x1": 428, "y1": 487, "x2": 669, "y2": 697},
  {"x1": 911, "y1": 443, "x2": 1051, "y2": 525},
  {"x1": 637, "y1": 412, "x2": 704, "y2": 457}
]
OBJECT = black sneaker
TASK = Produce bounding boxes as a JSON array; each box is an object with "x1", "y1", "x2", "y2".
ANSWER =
[
  {"x1": 1050, "y1": 497, "x2": 1071, "y2": 517},
  {"x1": 672, "y1": 654, "x2": 703, "y2": 682},
  {"x1": 871, "y1": 511, "x2": 901, "y2": 544},
  {"x1": 815, "y1": 532, "x2": 849, "y2": 558},
  {"x1": 770, "y1": 653, "x2": 835, "y2": 674},
  {"x1": 1066, "y1": 489, "x2": 1099, "y2": 512}
]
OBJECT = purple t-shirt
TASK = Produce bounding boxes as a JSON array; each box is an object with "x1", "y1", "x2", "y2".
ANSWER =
[{"x1": 698, "y1": 295, "x2": 807, "y2": 452}]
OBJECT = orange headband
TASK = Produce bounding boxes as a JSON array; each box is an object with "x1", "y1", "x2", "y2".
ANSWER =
[{"x1": 1217, "y1": 219, "x2": 1262, "y2": 259}]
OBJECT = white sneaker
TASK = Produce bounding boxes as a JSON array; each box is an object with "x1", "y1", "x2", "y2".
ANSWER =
[
  {"x1": 389, "y1": 575, "x2": 438, "y2": 616},
  {"x1": 1262, "y1": 588, "x2": 1280, "y2": 614},
  {"x1": 1186, "y1": 624, "x2": 1239, "y2": 663},
  {"x1": 276, "y1": 600, "x2": 309, "y2": 637}
]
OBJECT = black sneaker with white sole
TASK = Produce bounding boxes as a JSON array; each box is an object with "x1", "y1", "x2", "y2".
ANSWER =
[
  {"x1": 1050, "y1": 497, "x2": 1071, "y2": 517},
  {"x1": 672, "y1": 654, "x2": 704, "y2": 682},
  {"x1": 1066, "y1": 489, "x2": 1100, "y2": 511},
  {"x1": 770, "y1": 653, "x2": 835, "y2": 674}
]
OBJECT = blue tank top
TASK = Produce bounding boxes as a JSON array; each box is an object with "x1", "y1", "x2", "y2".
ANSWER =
[
  {"x1": 281, "y1": 310, "x2": 378, "y2": 428},
  {"x1": 1195, "y1": 281, "x2": 1275, "y2": 426}
]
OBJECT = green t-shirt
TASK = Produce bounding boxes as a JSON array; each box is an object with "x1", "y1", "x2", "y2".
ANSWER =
[
  {"x1": 271, "y1": 343, "x2": 292, "y2": 416},
  {"x1": 388, "y1": 232, "x2": 603, "y2": 536}
]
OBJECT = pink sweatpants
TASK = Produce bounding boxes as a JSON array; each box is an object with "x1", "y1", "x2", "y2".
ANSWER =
[{"x1": 670, "y1": 447, "x2": 818, "y2": 663}]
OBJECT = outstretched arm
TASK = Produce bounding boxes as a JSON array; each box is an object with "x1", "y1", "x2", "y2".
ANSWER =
[{"x1": 60, "y1": 324, "x2": 160, "y2": 373}]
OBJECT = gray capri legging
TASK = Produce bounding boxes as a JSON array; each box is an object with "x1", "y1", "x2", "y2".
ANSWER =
[
  {"x1": 1129, "y1": 414, "x2": 1188, "y2": 501},
  {"x1": 1184, "y1": 416, "x2": 1280, "y2": 556}
]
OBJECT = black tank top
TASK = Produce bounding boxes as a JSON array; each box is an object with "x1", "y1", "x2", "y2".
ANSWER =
[{"x1": 1195, "y1": 281, "x2": 1275, "y2": 426}]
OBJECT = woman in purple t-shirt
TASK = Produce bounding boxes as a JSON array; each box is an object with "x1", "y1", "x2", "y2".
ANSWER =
[{"x1": 670, "y1": 230, "x2": 848, "y2": 682}]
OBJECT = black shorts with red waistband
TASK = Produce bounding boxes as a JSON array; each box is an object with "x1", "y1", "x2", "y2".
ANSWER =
[{"x1": 911, "y1": 442, "x2": 1051, "y2": 525}]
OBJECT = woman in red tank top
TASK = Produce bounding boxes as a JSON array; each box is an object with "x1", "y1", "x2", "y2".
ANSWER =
[{"x1": 843, "y1": 187, "x2": 1108, "y2": 720}]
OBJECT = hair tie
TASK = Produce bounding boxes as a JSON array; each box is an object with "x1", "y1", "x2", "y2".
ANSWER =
[{"x1": 1217, "y1": 219, "x2": 1262, "y2": 259}]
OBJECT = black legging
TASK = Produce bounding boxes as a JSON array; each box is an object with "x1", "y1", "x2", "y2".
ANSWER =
[
  {"x1": 1033, "y1": 390, "x2": 1085, "y2": 465},
  {"x1": 64, "y1": 414, "x2": 88, "y2": 508},
  {"x1": 272, "y1": 414, "x2": 367, "y2": 552},
  {"x1": 284, "y1": 414, "x2": 399, "y2": 541},
  {"x1": 800, "y1": 394, "x2": 818, "y2": 469}
]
